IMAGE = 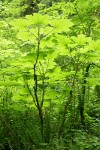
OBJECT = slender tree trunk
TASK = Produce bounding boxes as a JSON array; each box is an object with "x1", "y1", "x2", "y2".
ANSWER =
[
  {"x1": 33, "y1": 26, "x2": 44, "y2": 139},
  {"x1": 79, "y1": 64, "x2": 91, "y2": 126}
]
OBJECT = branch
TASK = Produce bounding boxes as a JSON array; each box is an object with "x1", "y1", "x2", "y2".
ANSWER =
[
  {"x1": 23, "y1": 78, "x2": 37, "y2": 107},
  {"x1": 91, "y1": 63, "x2": 100, "y2": 69},
  {"x1": 41, "y1": 79, "x2": 45, "y2": 108},
  {"x1": 33, "y1": 26, "x2": 40, "y2": 109},
  {"x1": 33, "y1": 26, "x2": 44, "y2": 138}
]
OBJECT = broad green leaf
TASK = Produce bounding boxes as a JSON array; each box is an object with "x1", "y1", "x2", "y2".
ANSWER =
[
  {"x1": 49, "y1": 18, "x2": 73, "y2": 33},
  {"x1": 88, "y1": 40, "x2": 100, "y2": 52},
  {"x1": 47, "y1": 50, "x2": 58, "y2": 60},
  {"x1": 47, "y1": 60, "x2": 57, "y2": 69},
  {"x1": 40, "y1": 26, "x2": 54, "y2": 36},
  {"x1": 65, "y1": 2, "x2": 74, "y2": 14},
  {"x1": 10, "y1": 18, "x2": 28, "y2": 30},
  {"x1": 57, "y1": 46, "x2": 70, "y2": 56},
  {"x1": 25, "y1": 13, "x2": 50, "y2": 26},
  {"x1": 71, "y1": 34, "x2": 90, "y2": 45},
  {"x1": 10, "y1": 14, "x2": 50, "y2": 31},
  {"x1": 86, "y1": 53, "x2": 100, "y2": 62},
  {"x1": 40, "y1": 38, "x2": 55, "y2": 49},
  {"x1": 17, "y1": 31, "x2": 34, "y2": 41},
  {"x1": 24, "y1": 52, "x2": 36, "y2": 61},
  {"x1": 56, "y1": 34, "x2": 71, "y2": 46}
]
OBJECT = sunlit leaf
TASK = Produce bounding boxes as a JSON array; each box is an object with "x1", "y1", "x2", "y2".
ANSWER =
[
  {"x1": 49, "y1": 18, "x2": 73, "y2": 33},
  {"x1": 25, "y1": 13, "x2": 50, "y2": 26},
  {"x1": 88, "y1": 40, "x2": 100, "y2": 52}
]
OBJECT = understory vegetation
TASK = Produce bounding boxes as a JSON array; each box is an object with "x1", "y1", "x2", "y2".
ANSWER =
[{"x1": 0, "y1": 0, "x2": 100, "y2": 149}]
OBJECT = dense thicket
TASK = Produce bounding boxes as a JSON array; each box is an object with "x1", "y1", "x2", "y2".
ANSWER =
[{"x1": 0, "y1": 0, "x2": 100, "y2": 149}]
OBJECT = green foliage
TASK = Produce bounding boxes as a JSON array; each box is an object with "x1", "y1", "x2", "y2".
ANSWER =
[{"x1": 0, "y1": 0, "x2": 100, "y2": 149}]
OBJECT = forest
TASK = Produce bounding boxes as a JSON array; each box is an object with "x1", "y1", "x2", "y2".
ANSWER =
[{"x1": 0, "y1": 0, "x2": 100, "y2": 149}]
